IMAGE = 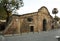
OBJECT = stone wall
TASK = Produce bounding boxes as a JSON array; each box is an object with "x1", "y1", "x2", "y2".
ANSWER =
[
  {"x1": 19, "y1": 6, "x2": 53, "y2": 33},
  {"x1": 3, "y1": 6, "x2": 53, "y2": 34}
]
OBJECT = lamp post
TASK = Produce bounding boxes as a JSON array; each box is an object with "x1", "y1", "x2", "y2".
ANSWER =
[{"x1": 52, "y1": 8, "x2": 58, "y2": 29}]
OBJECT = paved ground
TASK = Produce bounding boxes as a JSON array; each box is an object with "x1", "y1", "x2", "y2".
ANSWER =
[{"x1": 0, "y1": 29, "x2": 60, "y2": 41}]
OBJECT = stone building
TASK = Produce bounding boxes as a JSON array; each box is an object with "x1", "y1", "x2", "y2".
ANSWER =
[{"x1": 2, "y1": 6, "x2": 53, "y2": 34}]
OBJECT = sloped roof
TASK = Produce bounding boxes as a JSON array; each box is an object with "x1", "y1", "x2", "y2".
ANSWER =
[
  {"x1": 38, "y1": 6, "x2": 53, "y2": 19},
  {"x1": 12, "y1": 6, "x2": 53, "y2": 19}
]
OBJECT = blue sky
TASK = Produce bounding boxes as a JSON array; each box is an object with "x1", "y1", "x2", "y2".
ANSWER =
[{"x1": 17, "y1": 0, "x2": 60, "y2": 17}]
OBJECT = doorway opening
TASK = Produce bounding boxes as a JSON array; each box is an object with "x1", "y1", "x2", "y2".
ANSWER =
[
  {"x1": 43, "y1": 19, "x2": 47, "y2": 31},
  {"x1": 0, "y1": 24, "x2": 5, "y2": 31},
  {"x1": 30, "y1": 26, "x2": 34, "y2": 32}
]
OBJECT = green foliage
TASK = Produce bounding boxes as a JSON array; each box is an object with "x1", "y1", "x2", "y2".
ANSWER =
[
  {"x1": 11, "y1": 0, "x2": 16, "y2": 6},
  {"x1": 0, "y1": 0, "x2": 23, "y2": 20},
  {"x1": 0, "y1": 4, "x2": 7, "y2": 20},
  {"x1": 54, "y1": 16, "x2": 60, "y2": 21},
  {"x1": 52, "y1": 8, "x2": 58, "y2": 14}
]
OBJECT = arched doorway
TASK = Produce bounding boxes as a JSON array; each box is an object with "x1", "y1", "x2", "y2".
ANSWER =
[{"x1": 43, "y1": 19, "x2": 47, "y2": 31}]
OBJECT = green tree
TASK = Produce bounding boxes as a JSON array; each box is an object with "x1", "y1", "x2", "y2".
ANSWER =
[
  {"x1": 52, "y1": 8, "x2": 59, "y2": 29},
  {"x1": 52, "y1": 8, "x2": 58, "y2": 17},
  {"x1": 0, "y1": 4, "x2": 7, "y2": 20},
  {"x1": 0, "y1": 0, "x2": 23, "y2": 21},
  {"x1": 54, "y1": 16, "x2": 60, "y2": 21}
]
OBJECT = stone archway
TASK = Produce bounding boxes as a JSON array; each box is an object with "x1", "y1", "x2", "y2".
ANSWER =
[{"x1": 43, "y1": 19, "x2": 47, "y2": 31}]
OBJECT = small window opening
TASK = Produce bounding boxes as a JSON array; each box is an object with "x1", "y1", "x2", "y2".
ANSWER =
[{"x1": 27, "y1": 18, "x2": 33, "y2": 22}]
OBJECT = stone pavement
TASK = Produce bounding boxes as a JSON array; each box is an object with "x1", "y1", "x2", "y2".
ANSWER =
[{"x1": 0, "y1": 29, "x2": 60, "y2": 41}]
